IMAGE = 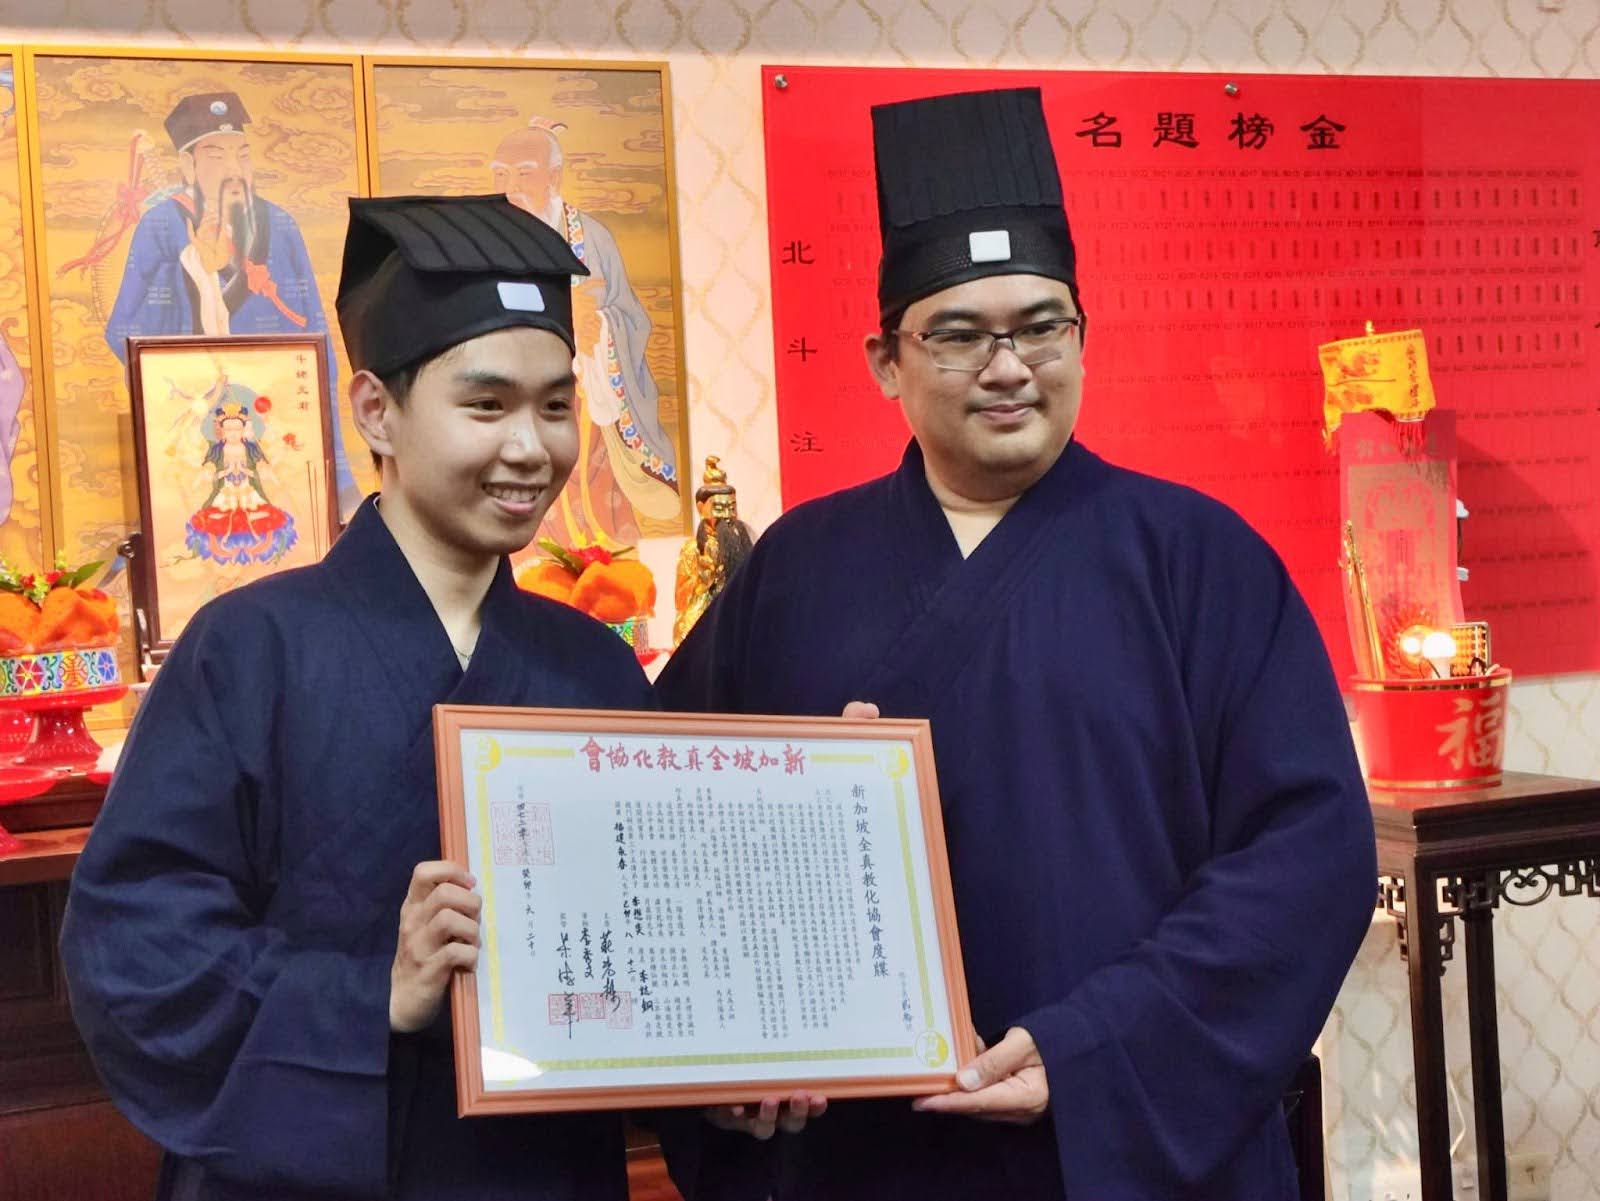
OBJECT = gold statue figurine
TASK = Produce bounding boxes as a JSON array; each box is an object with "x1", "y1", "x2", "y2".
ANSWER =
[{"x1": 673, "y1": 456, "x2": 755, "y2": 647}]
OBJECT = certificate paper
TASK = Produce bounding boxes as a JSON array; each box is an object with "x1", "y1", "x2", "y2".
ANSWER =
[{"x1": 433, "y1": 707, "x2": 975, "y2": 1115}]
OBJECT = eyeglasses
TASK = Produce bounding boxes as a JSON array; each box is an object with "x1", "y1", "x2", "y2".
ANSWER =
[{"x1": 896, "y1": 315, "x2": 1086, "y2": 373}]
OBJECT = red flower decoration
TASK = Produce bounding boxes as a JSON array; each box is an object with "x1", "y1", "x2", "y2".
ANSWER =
[
  {"x1": 573, "y1": 546, "x2": 613, "y2": 568},
  {"x1": 254, "y1": 396, "x2": 272, "y2": 414},
  {"x1": 45, "y1": 571, "x2": 61, "y2": 585},
  {"x1": 19, "y1": 574, "x2": 34, "y2": 590}
]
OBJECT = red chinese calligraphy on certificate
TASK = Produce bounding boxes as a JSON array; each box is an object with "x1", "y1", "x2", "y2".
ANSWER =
[{"x1": 547, "y1": 990, "x2": 634, "y2": 1029}]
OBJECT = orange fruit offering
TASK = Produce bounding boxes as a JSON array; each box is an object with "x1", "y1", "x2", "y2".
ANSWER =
[
  {"x1": 0, "y1": 591, "x2": 36, "y2": 654},
  {"x1": 516, "y1": 560, "x2": 579, "y2": 605},
  {"x1": 32, "y1": 586, "x2": 120, "y2": 651},
  {"x1": 35, "y1": 586, "x2": 86, "y2": 650},
  {"x1": 570, "y1": 560, "x2": 655, "y2": 624},
  {"x1": 75, "y1": 589, "x2": 121, "y2": 646}
]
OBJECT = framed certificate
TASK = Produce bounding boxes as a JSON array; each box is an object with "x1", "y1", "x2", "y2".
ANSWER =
[{"x1": 433, "y1": 706, "x2": 976, "y2": 1115}]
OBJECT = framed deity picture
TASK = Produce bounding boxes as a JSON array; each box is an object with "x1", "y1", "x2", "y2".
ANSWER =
[
  {"x1": 126, "y1": 334, "x2": 338, "y2": 656},
  {"x1": 21, "y1": 47, "x2": 370, "y2": 583},
  {"x1": 433, "y1": 705, "x2": 977, "y2": 1116},
  {"x1": 365, "y1": 56, "x2": 692, "y2": 546}
]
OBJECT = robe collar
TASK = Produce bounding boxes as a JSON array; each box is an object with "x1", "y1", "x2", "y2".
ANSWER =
[
  {"x1": 887, "y1": 435, "x2": 1108, "y2": 591},
  {"x1": 858, "y1": 437, "x2": 1111, "y2": 717},
  {"x1": 272, "y1": 498, "x2": 550, "y2": 942},
  {"x1": 322, "y1": 496, "x2": 531, "y2": 716}
]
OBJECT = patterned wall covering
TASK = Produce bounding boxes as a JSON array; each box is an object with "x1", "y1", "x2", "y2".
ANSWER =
[{"x1": 3, "y1": 1, "x2": 1597, "y2": 1197}]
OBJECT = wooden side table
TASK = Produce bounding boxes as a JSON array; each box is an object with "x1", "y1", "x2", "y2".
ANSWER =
[
  {"x1": 1370, "y1": 771, "x2": 1600, "y2": 1201},
  {"x1": 0, "y1": 776, "x2": 165, "y2": 1201}
]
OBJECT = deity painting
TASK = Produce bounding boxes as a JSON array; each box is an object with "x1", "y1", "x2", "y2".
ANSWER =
[
  {"x1": 183, "y1": 381, "x2": 297, "y2": 566},
  {"x1": 127, "y1": 335, "x2": 337, "y2": 651},
  {"x1": 368, "y1": 61, "x2": 691, "y2": 547},
  {"x1": 27, "y1": 52, "x2": 368, "y2": 576},
  {"x1": 0, "y1": 57, "x2": 44, "y2": 571}
]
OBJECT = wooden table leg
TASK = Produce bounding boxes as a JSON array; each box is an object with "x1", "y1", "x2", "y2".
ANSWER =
[
  {"x1": 1402, "y1": 862, "x2": 1454, "y2": 1201},
  {"x1": 1464, "y1": 875, "x2": 1508, "y2": 1201}
]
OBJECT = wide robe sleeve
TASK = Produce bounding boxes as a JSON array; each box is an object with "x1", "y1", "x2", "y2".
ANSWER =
[
  {"x1": 104, "y1": 213, "x2": 177, "y2": 364},
  {"x1": 1020, "y1": 515, "x2": 1377, "y2": 1200},
  {"x1": 585, "y1": 217, "x2": 672, "y2": 470},
  {"x1": 60, "y1": 603, "x2": 399, "y2": 1198}
]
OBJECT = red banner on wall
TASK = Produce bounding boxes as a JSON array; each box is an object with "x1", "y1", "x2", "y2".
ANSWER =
[{"x1": 763, "y1": 67, "x2": 1600, "y2": 678}]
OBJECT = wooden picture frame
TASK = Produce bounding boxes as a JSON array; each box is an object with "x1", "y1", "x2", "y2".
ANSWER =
[
  {"x1": 433, "y1": 705, "x2": 976, "y2": 1116},
  {"x1": 126, "y1": 334, "x2": 337, "y2": 658},
  {"x1": 364, "y1": 55, "x2": 694, "y2": 544}
]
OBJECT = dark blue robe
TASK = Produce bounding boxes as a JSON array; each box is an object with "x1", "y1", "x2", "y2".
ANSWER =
[
  {"x1": 61, "y1": 499, "x2": 658, "y2": 1200},
  {"x1": 656, "y1": 440, "x2": 1377, "y2": 1201}
]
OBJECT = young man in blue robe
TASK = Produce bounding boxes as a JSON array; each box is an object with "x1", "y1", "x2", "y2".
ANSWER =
[
  {"x1": 62, "y1": 195, "x2": 685, "y2": 1199},
  {"x1": 657, "y1": 88, "x2": 1377, "y2": 1201}
]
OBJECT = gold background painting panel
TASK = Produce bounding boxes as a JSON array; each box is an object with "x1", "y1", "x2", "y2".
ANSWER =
[
  {"x1": 133, "y1": 341, "x2": 333, "y2": 643},
  {"x1": 368, "y1": 60, "x2": 690, "y2": 548},
  {"x1": 26, "y1": 50, "x2": 370, "y2": 582},
  {"x1": 0, "y1": 55, "x2": 44, "y2": 572}
]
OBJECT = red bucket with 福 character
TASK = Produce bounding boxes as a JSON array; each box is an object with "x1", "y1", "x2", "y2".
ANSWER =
[{"x1": 1350, "y1": 669, "x2": 1511, "y2": 789}]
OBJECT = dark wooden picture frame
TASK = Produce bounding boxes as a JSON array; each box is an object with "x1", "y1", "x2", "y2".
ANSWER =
[{"x1": 126, "y1": 334, "x2": 338, "y2": 664}]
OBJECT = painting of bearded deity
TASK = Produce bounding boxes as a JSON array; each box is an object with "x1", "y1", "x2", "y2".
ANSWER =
[
  {"x1": 127, "y1": 334, "x2": 337, "y2": 652},
  {"x1": 25, "y1": 50, "x2": 368, "y2": 581},
  {"x1": 367, "y1": 58, "x2": 691, "y2": 547}
]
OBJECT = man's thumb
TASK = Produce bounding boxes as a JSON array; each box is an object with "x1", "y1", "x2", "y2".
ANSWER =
[{"x1": 957, "y1": 1028, "x2": 1026, "y2": 1090}]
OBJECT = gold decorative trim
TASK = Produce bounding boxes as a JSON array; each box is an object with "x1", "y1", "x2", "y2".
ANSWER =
[
  {"x1": 1350, "y1": 673, "x2": 1511, "y2": 694},
  {"x1": 1366, "y1": 773, "x2": 1503, "y2": 792}
]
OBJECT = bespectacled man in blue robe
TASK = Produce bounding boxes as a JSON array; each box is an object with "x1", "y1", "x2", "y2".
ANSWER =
[
  {"x1": 658, "y1": 87, "x2": 1377, "y2": 1201},
  {"x1": 63, "y1": 194, "x2": 739, "y2": 1200}
]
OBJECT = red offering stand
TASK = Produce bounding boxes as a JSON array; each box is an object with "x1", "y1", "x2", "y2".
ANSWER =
[
  {"x1": 0, "y1": 709, "x2": 33, "y2": 755},
  {"x1": 0, "y1": 683, "x2": 128, "y2": 771}
]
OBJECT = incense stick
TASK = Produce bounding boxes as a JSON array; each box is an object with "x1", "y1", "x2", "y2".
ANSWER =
[{"x1": 1343, "y1": 521, "x2": 1385, "y2": 680}]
